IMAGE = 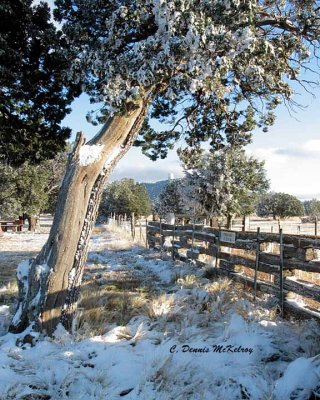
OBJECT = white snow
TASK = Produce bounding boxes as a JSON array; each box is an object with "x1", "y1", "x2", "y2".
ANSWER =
[
  {"x1": 0, "y1": 224, "x2": 319, "y2": 399},
  {"x1": 78, "y1": 144, "x2": 104, "y2": 166},
  {"x1": 31, "y1": 289, "x2": 41, "y2": 306},
  {"x1": 68, "y1": 268, "x2": 76, "y2": 284},
  {"x1": 104, "y1": 147, "x2": 121, "y2": 168},
  {"x1": 0, "y1": 306, "x2": 11, "y2": 336},
  {"x1": 274, "y1": 356, "x2": 320, "y2": 400},
  {"x1": 35, "y1": 263, "x2": 49, "y2": 280},
  {"x1": 11, "y1": 303, "x2": 22, "y2": 325},
  {"x1": 16, "y1": 259, "x2": 31, "y2": 281}
]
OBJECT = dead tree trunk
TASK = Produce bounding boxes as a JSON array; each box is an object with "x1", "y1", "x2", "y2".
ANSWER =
[{"x1": 9, "y1": 100, "x2": 148, "y2": 335}]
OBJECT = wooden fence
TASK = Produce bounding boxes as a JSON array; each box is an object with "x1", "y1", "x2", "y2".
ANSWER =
[
  {"x1": 147, "y1": 221, "x2": 320, "y2": 320},
  {"x1": 108, "y1": 214, "x2": 148, "y2": 245}
]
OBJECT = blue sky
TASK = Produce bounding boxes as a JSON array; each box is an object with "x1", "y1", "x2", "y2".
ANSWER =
[
  {"x1": 39, "y1": 0, "x2": 320, "y2": 199},
  {"x1": 63, "y1": 89, "x2": 320, "y2": 200}
]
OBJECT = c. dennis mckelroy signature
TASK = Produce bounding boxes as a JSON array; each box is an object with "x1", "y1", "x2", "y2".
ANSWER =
[{"x1": 170, "y1": 344, "x2": 253, "y2": 355}]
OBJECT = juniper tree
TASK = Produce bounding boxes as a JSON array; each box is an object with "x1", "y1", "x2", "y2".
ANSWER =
[
  {"x1": 257, "y1": 192, "x2": 304, "y2": 219},
  {"x1": 10, "y1": 0, "x2": 320, "y2": 335},
  {"x1": 154, "y1": 179, "x2": 185, "y2": 218},
  {"x1": 304, "y1": 198, "x2": 320, "y2": 218},
  {"x1": 45, "y1": 149, "x2": 70, "y2": 214},
  {"x1": 0, "y1": 0, "x2": 80, "y2": 166},
  {"x1": 99, "y1": 179, "x2": 151, "y2": 219},
  {"x1": 0, "y1": 162, "x2": 50, "y2": 229},
  {"x1": 180, "y1": 148, "x2": 269, "y2": 228}
]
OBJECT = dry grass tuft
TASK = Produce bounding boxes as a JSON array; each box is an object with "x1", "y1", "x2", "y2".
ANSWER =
[
  {"x1": 76, "y1": 281, "x2": 150, "y2": 336},
  {"x1": 145, "y1": 294, "x2": 176, "y2": 320},
  {"x1": 176, "y1": 274, "x2": 199, "y2": 289},
  {"x1": 205, "y1": 278, "x2": 232, "y2": 294}
]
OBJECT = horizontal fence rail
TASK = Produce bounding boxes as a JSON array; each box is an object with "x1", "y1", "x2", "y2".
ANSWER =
[{"x1": 147, "y1": 222, "x2": 320, "y2": 320}]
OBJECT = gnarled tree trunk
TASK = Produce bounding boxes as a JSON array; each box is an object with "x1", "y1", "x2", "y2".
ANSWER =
[{"x1": 9, "y1": 100, "x2": 148, "y2": 335}]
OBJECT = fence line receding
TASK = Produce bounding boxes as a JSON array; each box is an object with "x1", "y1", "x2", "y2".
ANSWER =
[{"x1": 147, "y1": 222, "x2": 320, "y2": 321}]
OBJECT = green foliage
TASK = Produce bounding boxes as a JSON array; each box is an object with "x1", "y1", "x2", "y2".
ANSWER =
[
  {"x1": 99, "y1": 179, "x2": 151, "y2": 219},
  {"x1": 180, "y1": 147, "x2": 269, "y2": 221},
  {"x1": 0, "y1": 0, "x2": 80, "y2": 166},
  {"x1": 0, "y1": 165, "x2": 21, "y2": 217},
  {"x1": 257, "y1": 192, "x2": 304, "y2": 219},
  {"x1": 154, "y1": 180, "x2": 185, "y2": 217},
  {"x1": 44, "y1": 150, "x2": 69, "y2": 213},
  {"x1": 304, "y1": 199, "x2": 320, "y2": 217},
  {"x1": 55, "y1": 0, "x2": 320, "y2": 158},
  {"x1": 0, "y1": 162, "x2": 50, "y2": 218}
]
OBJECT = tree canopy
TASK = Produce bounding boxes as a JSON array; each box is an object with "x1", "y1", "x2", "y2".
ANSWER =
[
  {"x1": 180, "y1": 147, "x2": 269, "y2": 225},
  {"x1": 55, "y1": 0, "x2": 320, "y2": 158},
  {"x1": 257, "y1": 192, "x2": 304, "y2": 219},
  {"x1": 0, "y1": 147, "x2": 69, "y2": 218},
  {"x1": 0, "y1": 0, "x2": 80, "y2": 166},
  {"x1": 304, "y1": 198, "x2": 320, "y2": 217},
  {"x1": 99, "y1": 178, "x2": 151, "y2": 219},
  {"x1": 154, "y1": 179, "x2": 186, "y2": 217},
  {"x1": 0, "y1": 162, "x2": 50, "y2": 218}
]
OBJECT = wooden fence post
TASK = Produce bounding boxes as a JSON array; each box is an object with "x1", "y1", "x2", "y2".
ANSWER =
[
  {"x1": 253, "y1": 227, "x2": 260, "y2": 301},
  {"x1": 145, "y1": 219, "x2": 148, "y2": 248},
  {"x1": 160, "y1": 218, "x2": 163, "y2": 258},
  {"x1": 172, "y1": 220, "x2": 176, "y2": 260},
  {"x1": 279, "y1": 228, "x2": 284, "y2": 317},
  {"x1": 131, "y1": 212, "x2": 135, "y2": 240},
  {"x1": 139, "y1": 220, "x2": 142, "y2": 241},
  {"x1": 215, "y1": 226, "x2": 221, "y2": 268},
  {"x1": 315, "y1": 216, "x2": 318, "y2": 237},
  {"x1": 191, "y1": 218, "x2": 195, "y2": 260}
]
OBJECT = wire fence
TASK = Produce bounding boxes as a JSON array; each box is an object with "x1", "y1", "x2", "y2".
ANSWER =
[
  {"x1": 107, "y1": 215, "x2": 148, "y2": 247},
  {"x1": 233, "y1": 218, "x2": 319, "y2": 236}
]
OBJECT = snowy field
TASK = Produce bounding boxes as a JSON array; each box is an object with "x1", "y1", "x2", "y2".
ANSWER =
[
  {"x1": 233, "y1": 217, "x2": 319, "y2": 236},
  {"x1": 0, "y1": 225, "x2": 320, "y2": 399}
]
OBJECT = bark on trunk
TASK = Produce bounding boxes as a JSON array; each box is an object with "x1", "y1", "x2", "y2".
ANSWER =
[
  {"x1": 242, "y1": 215, "x2": 246, "y2": 232},
  {"x1": 27, "y1": 216, "x2": 37, "y2": 232},
  {"x1": 226, "y1": 214, "x2": 233, "y2": 230},
  {"x1": 9, "y1": 99, "x2": 148, "y2": 335}
]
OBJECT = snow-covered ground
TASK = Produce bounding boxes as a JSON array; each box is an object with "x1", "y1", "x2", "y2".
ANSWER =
[{"x1": 0, "y1": 226, "x2": 319, "y2": 399}]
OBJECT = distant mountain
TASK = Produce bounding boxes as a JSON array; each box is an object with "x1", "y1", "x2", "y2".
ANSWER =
[{"x1": 143, "y1": 180, "x2": 168, "y2": 201}]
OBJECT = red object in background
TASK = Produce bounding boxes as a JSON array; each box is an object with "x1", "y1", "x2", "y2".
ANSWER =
[{"x1": 14, "y1": 218, "x2": 23, "y2": 232}]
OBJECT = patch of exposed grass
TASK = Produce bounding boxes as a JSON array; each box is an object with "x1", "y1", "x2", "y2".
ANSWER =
[
  {"x1": 205, "y1": 277, "x2": 232, "y2": 294},
  {"x1": 145, "y1": 294, "x2": 176, "y2": 320},
  {"x1": 76, "y1": 280, "x2": 150, "y2": 336},
  {"x1": 176, "y1": 274, "x2": 199, "y2": 289}
]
